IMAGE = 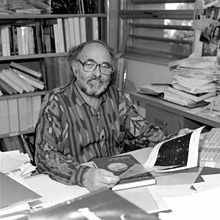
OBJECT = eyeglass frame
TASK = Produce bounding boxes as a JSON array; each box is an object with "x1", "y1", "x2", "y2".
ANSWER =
[{"x1": 76, "y1": 59, "x2": 114, "y2": 75}]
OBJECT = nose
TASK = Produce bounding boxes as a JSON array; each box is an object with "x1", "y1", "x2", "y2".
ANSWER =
[{"x1": 93, "y1": 64, "x2": 102, "y2": 77}]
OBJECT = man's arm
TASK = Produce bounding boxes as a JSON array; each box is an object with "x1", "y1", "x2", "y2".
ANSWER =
[
  {"x1": 35, "y1": 93, "x2": 90, "y2": 186},
  {"x1": 119, "y1": 92, "x2": 166, "y2": 150}
]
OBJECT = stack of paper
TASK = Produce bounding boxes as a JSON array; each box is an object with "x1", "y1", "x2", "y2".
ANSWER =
[
  {"x1": 164, "y1": 66, "x2": 219, "y2": 106},
  {"x1": 0, "y1": 150, "x2": 35, "y2": 177}
]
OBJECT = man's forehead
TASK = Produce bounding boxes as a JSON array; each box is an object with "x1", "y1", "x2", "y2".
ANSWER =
[{"x1": 78, "y1": 43, "x2": 112, "y2": 62}]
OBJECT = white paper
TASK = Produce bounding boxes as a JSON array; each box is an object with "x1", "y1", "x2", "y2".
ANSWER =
[
  {"x1": 144, "y1": 126, "x2": 205, "y2": 172},
  {"x1": 23, "y1": 174, "x2": 89, "y2": 208},
  {"x1": 0, "y1": 151, "x2": 30, "y2": 173},
  {"x1": 159, "y1": 185, "x2": 220, "y2": 220}
]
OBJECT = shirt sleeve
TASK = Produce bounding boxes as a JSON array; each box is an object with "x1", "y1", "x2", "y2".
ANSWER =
[
  {"x1": 34, "y1": 92, "x2": 90, "y2": 186},
  {"x1": 118, "y1": 92, "x2": 167, "y2": 150}
]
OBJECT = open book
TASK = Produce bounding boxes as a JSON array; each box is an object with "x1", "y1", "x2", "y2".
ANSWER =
[
  {"x1": 144, "y1": 127, "x2": 205, "y2": 172},
  {"x1": 89, "y1": 154, "x2": 156, "y2": 191}
]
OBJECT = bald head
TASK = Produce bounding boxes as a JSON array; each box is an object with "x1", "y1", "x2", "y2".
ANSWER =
[{"x1": 68, "y1": 40, "x2": 115, "y2": 66}]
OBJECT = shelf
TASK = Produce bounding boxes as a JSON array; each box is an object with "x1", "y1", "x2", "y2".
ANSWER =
[
  {"x1": 0, "y1": 91, "x2": 46, "y2": 101},
  {"x1": 0, "y1": 128, "x2": 35, "y2": 138},
  {"x1": 0, "y1": 13, "x2": 107, "y2": 20},
  {"x1": 0, "y1": 53, "x2": 68, "y2": 62}
]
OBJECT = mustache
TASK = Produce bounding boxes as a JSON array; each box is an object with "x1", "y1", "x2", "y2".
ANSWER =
[{"x1": 87, "y1": 75, "x2": 111, "y2": 83}]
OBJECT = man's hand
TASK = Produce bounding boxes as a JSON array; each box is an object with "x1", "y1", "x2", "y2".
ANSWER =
[
  {"x1": 177, "y1": 128, "x2": 193, "y2": 136},
  {"x1": 83, "y1": 168, "x2": 120, "y2": 191}
]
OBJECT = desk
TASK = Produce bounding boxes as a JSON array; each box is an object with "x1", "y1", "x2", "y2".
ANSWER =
[
  {"x1": 20, "y1": 147, "x2": 200, "y2": 214},
  {"x1": 129, "y1": 91, "x2": 220, "y2": 135}
]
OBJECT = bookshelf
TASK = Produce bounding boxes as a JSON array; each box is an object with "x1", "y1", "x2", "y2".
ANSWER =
[{"x1": 0, "y1": 3, "x2": 111, "y2": 141}]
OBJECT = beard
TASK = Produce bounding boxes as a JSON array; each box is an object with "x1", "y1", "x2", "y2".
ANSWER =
[{"x1": 77, "y1": 75, "x2": 112, "y2": 97}]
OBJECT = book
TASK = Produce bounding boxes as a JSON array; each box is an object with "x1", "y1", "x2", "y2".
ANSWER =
[
  {"x1": 10, "y1": 62, "x2": 42, "y2": 78},
  {"x1": 53, "y1": 18, "x2": 65, "y2": 52},
  {"x1": 92, "y1": 17, "x2": 99, "y2": 40},
  {"x1": 91, "y1": 154, "x2": 156, "y2": 191},
  {"x1": 164, "y1": 86, "x2": 216, "y2": 103},
  {"x1": 29, "y1": 189, "x2": 158, "y2": 220},
  {"x1": 18, "y1": 96, "x2": 33, "y2": 131},
  {"x1": 8, "y1": 98, "x2": 19, "y2": 133},
  {"x1": 137, "y1": 84, "x2": 170, "y2": 97},
  {"x1": 68, "y1": 17, "x2": 76, "y2": 47},
  {"x1": 0, "y1": 69, "x2": 23, "y2": 93},
  {"x1": 144, "y1": 126, "x2": 205, "y2": 173},
  {"x1": 32, "y1": 95, "x2": 41, "y2": 127},
  {"x1": 80, "y1": 17, "x2": 86, "y2": 43},
  {"x1": 0, "y1": 99, "x2": 9, "y2": 135},
  {"x1": 73, "y1": 17, "x2": 81, "y2": 46},
  {"x1": 8, "y1": 68, "x2": 35, "y2": 92},
  {"x1": 0, "y1": 78, "x2": 17, "y2": 94},
  {"x1": 63, "y1": 18, "x2": 71, "y2": 51},
  {"x1": 1, "y1": 25, "x2": 11, "y2": 56},
  {"x1": 13, "y1": 68, "x2": 44, "y2": 90}
]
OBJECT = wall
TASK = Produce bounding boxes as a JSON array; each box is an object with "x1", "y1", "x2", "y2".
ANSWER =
[{"x1": 126, "y1": 58, "x2": 173, "y2": 88}]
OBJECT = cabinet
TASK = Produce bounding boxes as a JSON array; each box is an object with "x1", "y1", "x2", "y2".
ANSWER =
[{"x1": 0, "y1": 6, "x2": 110, "y2": 139}]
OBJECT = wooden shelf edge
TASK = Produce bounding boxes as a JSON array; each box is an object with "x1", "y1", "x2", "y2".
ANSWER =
[
  {"x1": 0, "y1": 128, "x2": 35, "y2": 138},
  {"x1": 0, "y1": 91, "x2": 46, "y2": 101},
  {"x1": 0, "y1": 13, "x2": 107, "y2": 20},
  {"x1": 0, "y1": 53, "x2": 68, "y2": 62}
]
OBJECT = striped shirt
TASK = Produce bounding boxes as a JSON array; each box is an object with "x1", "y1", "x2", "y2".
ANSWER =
[{"x1": 35, "y1": 81, "x2": 165, "y2": 186}]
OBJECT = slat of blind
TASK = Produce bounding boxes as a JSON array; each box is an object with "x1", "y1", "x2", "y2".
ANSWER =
[
  {"x1": 130, "y1": 23, "x2": 193, "y2": 30},
  {"x1": 129, "y1": 34, "x2": 193, "y2": 44},
  {"x1": 120, "y1": 10, "x2": 194, "y2": 20},
  {"x1": 126, "y1": 46, "x2": 189, "y2": 59},
  {"x1": 131, "y1": 0, "x2": 195, "y2": 3}
]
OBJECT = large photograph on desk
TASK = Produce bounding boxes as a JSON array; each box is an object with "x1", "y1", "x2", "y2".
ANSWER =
[
  {"x1": 145, "y1": 127, "x2": 204, "y2": 172},
  {"x1": 154, "y1": 133, "x2": 192, "y2": 167}
]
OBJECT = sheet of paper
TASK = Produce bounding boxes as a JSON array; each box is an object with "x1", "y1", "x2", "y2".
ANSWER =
[
  {"x1": 117, "y1": 186, "x2": 169, "y2": 214},
  {"x1": 159, "y1": 185, "x2": 220, "y2": 220},
  {"x1": 144, "y1": 126, "x2": 205, "y2": 172},
  {"x1": 23, "y1": 174, "x2": 89, "y2": 208},
  {"x1": 0, "y1": 151, "x2": 30, "y2": 173}
]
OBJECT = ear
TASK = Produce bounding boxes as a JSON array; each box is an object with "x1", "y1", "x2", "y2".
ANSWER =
[{"x1": 71, "y1": 61, "x2": 79, "y2": 76}]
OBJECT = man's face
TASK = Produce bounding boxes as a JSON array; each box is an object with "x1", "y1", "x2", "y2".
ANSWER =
[{"x1": 73, "y1": 43, "x2": 114, "y2": 97}]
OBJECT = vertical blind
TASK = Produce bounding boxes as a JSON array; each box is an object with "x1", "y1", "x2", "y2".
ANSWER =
[{"x1": 119, "y1": 0, "x2": 195, "y2": 61}]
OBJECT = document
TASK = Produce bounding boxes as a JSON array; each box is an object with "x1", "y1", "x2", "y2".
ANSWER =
[{"x1": 144, "y1": 127, "x2": 205, "y2": 172}]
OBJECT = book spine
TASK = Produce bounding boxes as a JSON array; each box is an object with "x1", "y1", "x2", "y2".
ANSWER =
[
  {"x1": 15, "y1": 69, "x2": 44, "y2": 90},
  {"x1": 80, "y1": 17, "x2": 86, "y2": 43},
  {"x1": 92, "y1": 17, "x2": 99, "y2": 40},
  {"x1": 10, "y1": 62, "x2": 42, "y2": 78},
  {"x1": 32, "y1": 95, "x2": 41, "y2": 127},
  {"x1": 57, "y1": 18, "x2": 65, "y2": 52},
  {"x1": 8, "y1": 98, "x2": 19, "y2": 134},
  {"x1": 73, "y1": 17, "x2": 81, "y2": 46},
  {"x1": 0, "y1": 99, "x2": 10, "y2": 135},
  {"x1": 68, "y1": 17, "x2": 76, "y2": 48},
  {"x1": 18, "y1": 96, "x2": 33, "y2": 131},
  {"x1": 1, "y1": 26, "x2": 11, "y2": 56},
  {"x1": 0, "y1": 70, "x2": 23, "y2": 93},
  {"x1": 63, "y1": 18, "x2": 71, "y2": 51}
]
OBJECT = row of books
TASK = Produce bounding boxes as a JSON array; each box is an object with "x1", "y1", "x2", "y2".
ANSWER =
[
  {"x1": 0, "y1": 62, "x2": 44, "y2": 95},
  {"x1": 0, "y1": 94, "x2": 42, "y2": 136},
  {"x1": 0, "y1": 16, "x2": 100, "y2": 56}
]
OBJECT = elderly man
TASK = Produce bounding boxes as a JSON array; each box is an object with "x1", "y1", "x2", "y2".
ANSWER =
[{"x1": 35, "y1": 40, "x2": 167, "y2": 191}]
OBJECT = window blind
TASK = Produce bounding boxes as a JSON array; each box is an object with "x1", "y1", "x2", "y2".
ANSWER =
[{"x1": 119, "y1": 0, "x2": 195, "y2": 62}]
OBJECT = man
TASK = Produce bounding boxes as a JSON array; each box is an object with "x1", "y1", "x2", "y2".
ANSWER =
[{"x1": 35, "y1": 40, "x2": 166, "y2": 191}]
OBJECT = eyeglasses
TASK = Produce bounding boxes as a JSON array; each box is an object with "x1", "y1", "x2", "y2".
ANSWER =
[{"x1": 77, "y1": 59, "x2": 113, "y2": 75}]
